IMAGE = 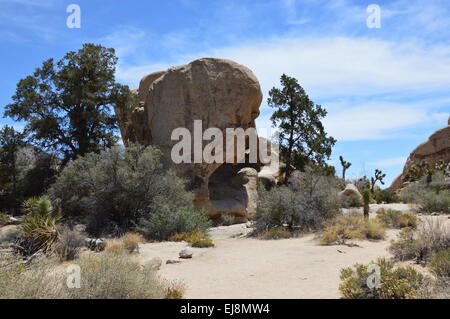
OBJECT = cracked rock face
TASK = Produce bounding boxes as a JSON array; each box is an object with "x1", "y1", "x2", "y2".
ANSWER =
[
  {"x1": 115, "y1": 58, "x2": 278, "y2": 218},
  {"x1": 391, "y1": 117, "x2": 450, "y2": 190}
]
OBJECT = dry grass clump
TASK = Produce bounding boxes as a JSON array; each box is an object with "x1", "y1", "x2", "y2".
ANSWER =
[
  {"x1": 0, "y1": 257, "x2": 65, "y2": 299},
  {"x1": 54, "y1": 226, "x2": 85, "y2": 261},
  {"x1": 121, "y1": 232, "x2": 144, "y2": 253},
  {"x1": 105, "y1": 232, "x2": 144, "y2": 254},
  {"x1": 165, "y1": 281, "x2": 186, "y2": 299},
  {"x1": 169, "y1": 230, "x2": 214, "y2": 248},
  {"x1": 320, "y1": 214, "x2": 386, "y2": 245},
  {"x1": 67, "y1": 252, "x2": 168, "y2": 299},
  {"x1": 375, "y1": 208, "x2": 418, "y2": 229},
  {"x1": 260, "y1": 228, "x2": 293, "y2": 240},
  {"x1": 0, "y1": 252, "x2": 178, "y2": 299}
]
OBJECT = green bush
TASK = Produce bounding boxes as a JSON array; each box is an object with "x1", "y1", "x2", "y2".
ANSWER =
[
  {"x1": 48, "y1": 145, "x2": 210, "y2": 238},
  {"x1": 168, "y1": 230, "x2": 214, "y2": 247},
  {"x1": 429, "y1": 249, "x2": 450, "y2": 279},
  {"x1": 418, "y1": 190, "x2": 450, "y2": 214},
  {"x1": 395, "y1": 171, "x2": 450, "y2": 215},
  {"x1": 255, "y1": 167, "x2": 340, "y2": 234},
  {"x1": 389, "y1": 218, "x2": 450, "y2": 263},
  {"x1": 374, "y1": 189, "x2": 399, "y2": 204},
  {"x1": 135, "y1": 202, "x2": 211, "y2": 241},
  {"x1": 339, "y1": 258, "x2": 428, "y2": 299},
  {"x1": 375, "y1": 208, "x2": 418, "y2": 229},
  {"x1": 341, "y1": 194, "x2": 362, "y2": 208}
]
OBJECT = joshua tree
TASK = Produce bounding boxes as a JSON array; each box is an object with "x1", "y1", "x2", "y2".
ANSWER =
[
  {"x1": 370, "y1": 169, "x2": 386, "y2": 193},
  {"x1": 339, "y1": 156, "x2": 352, "y2": 180},
  {"x1": 434, "y1": 160, "x2": 447, "y2": 173},
  {"x1": 362, "y1": 188, "x2": 371, "y2": 220}
]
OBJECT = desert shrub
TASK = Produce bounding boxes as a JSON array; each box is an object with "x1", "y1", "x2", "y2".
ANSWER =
[
  {"x1": 48, "y1": 145, "x2": 210, "y2": 238},
  {"x1": 374, "y1": 189, "x2": 399, "y2": 204},
  {"x1": 0, "y1": 258, "x2": 66, "y2": 298},
  {"x1": 341, "y1": 194, "x2": 362, "y2": 208},
  {"x1": 169, "y1": 230, "x2": 214, "y2": 248},
  {"x1": 375, "y1": 208, "x2": 418, "y2": 229},
  {"x1": 54, "y1": 226, "x2": 85, "y2": 261},
  {"x1": 0, "y1": 212, "x2": 8, "y2": 225},
  {"x1": 135, "y1": 203, "x2": 211, "y2": 241},
  {"x1": 188, "y1": 232, "x2": 214, "y2": 248},
  {"x1": 19, "y1": 197, "x2": 60, "y2": 255},
  {"x1": 418, "y1": 190, "x2": 450, "y2": 214},
  {"x1": 121, "y1": 232, "x2": 144, "y2": 253},
  {"x1": 105, "y1": 232, "x2": 144, "y2": 254},
  {"x1": 165, "y1": 281, "x2": 186, "y2": 299},
  {"x1": 255, "y1": 167, "x2": 340, "y2": 234},
  {"x1": 320, "y1": 215, "x2": 365, "y2": 245},
  {"x1": 429, "y1": 249, "x2": 450, "y2": 279},
  {"x1": 260, "y1": 228, "x2": 293, "y2": 240},
  {"x1": 364, "y1": 219, "x2": 386, "y2": 240},
  {"x1": 320, "y1": 214, "x2": 385, "y2": 245},
  {"x1": 400, "y1": 172, "x2": 449, "y2": 209},
  {"x1": 105, "y1": 239, "x2": 126, "y2": 254},
  {"x1": 0, "y1": 252, "x2": 174, "y2": 299},
  {"x1": 389, "y1": 218, "x2": 450, "y2": 263},
  {"x1": 339, "y1": 258, "x2": 428, "y2": 299},
  {"x1": 67, "y1": 252, "x2": 169, "y2": 299}
]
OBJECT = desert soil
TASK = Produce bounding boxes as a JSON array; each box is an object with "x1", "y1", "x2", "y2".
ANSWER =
[{"x1": 138, "y1": 203, "x2": 439, "y2": 299}]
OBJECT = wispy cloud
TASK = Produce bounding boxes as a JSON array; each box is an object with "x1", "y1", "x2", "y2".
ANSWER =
[{"x1": 369, "y1": 156, "x2": 407, "y2": 168}]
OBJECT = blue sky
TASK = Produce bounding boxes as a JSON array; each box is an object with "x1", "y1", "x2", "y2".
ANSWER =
[{"x1": 1, "y1": 0, "x2": 449, "y2": 186}]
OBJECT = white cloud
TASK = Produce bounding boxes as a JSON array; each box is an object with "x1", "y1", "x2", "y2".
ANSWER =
[
  {"x1": 369, "y1": 157, "x2": 407, "y2": 168},
  {"x1": 109, "y1": 29, "x2": 450, "y2": 141},
  {"x1": 201, "y1": 36, "x2": 450, "y2": 98}
]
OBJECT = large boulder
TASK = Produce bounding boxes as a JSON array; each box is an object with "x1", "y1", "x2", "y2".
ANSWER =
[
  {"x1": 339, "y1": 184, "x2": 363, "y2": 201},
  {"x1": 391, "y1": 117, "x2": 450, "y2": 189},
  {"x1": 115, "y1": 58, "x2": 279, "y2": 218}
]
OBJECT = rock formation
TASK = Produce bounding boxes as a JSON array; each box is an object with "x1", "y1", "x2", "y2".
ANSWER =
[
  {"x1": 115, "y1": 58, "x2": 279, "y2": 219},
  {"x1": 339, "y1": 183, "x2": 363, "y2": 202},
  {"x1": 391, "y1": 117, "x2": 450, "y2": 189}
]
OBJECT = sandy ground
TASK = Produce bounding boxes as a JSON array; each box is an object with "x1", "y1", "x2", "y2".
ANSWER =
[{"x1": 138, "y1": 204, "x2": 436, "y2": 299}]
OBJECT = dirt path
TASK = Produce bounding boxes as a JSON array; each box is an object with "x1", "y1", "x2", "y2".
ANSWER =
[
  {"x1": 137, "y1": 204, "x2": 448, "y2": 299},
  {"x1": 142, "y1": 231, "x2": 397, "y2": 299}
]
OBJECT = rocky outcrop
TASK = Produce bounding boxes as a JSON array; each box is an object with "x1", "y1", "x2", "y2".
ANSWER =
[
  {"x1": 339, "y1": 184, "x2": 363, "y2": 201},
  {"x1": 391, "y1": 117, "x2": 450, "y2": 189},
  {"x1": 115, "y1": 58, "x2": 279, "y2": 219}
]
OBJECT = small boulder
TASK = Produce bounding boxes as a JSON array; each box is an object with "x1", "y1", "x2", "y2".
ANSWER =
[
  {"x1": 0, "y1": 225, "x2": 20, "y2": 243},
  {"x1": 179, "y1": 247, "x2": 193, "y2": 259},
  {"x1": 146, "y1": 257, "x2": 162, "y2": 271},
  {"x1": 166, "y1": 259, "x2": 181, "y2": 264}
]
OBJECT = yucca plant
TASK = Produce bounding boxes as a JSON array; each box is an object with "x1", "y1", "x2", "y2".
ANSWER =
[{"x1": 20, "y1": 197, "x2": 60, "y2": 255}]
